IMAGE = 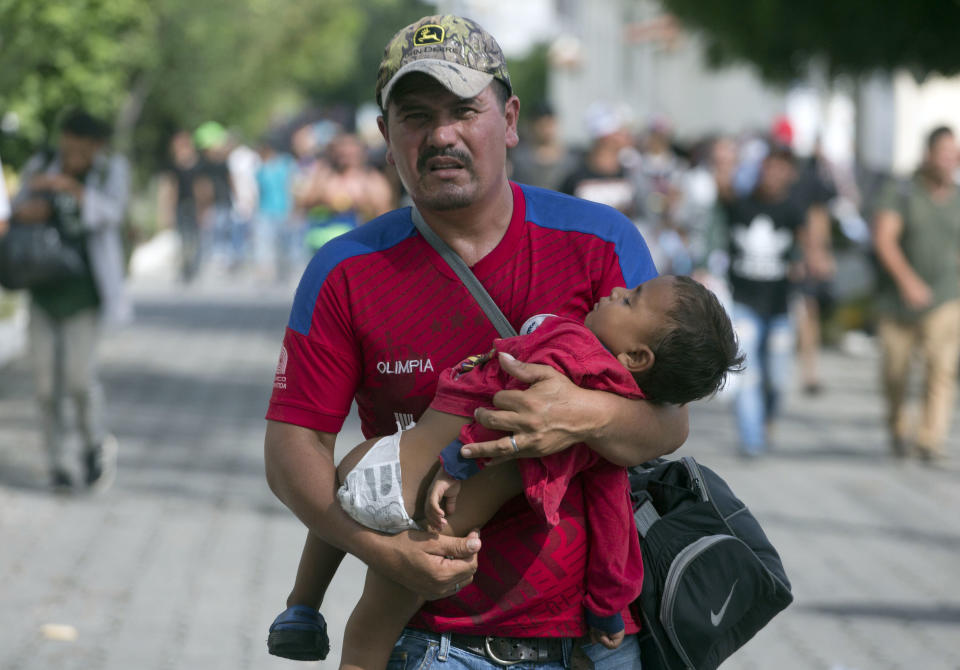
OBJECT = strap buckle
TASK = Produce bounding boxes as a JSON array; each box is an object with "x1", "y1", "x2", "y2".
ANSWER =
[{"x1": 484, "y1": 636, "x2": 524, "y2": 666}]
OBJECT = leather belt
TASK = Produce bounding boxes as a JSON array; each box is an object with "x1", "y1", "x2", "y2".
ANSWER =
[{"x1": 449, "y1": 633, "x2": 566, "y2": 665}]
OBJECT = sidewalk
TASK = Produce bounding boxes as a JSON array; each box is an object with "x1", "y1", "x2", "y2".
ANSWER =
[{"x1": 0, "y1": 275, "x2": 958, "y2": 670}]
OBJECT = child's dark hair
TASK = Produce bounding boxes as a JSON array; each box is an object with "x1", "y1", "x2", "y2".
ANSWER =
[{"x1": 634, "y1": 275, "x2": 744, "y2": 405}]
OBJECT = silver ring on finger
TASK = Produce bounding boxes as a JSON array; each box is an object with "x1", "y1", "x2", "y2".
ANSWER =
[{"x1": 509, "y1": 434, "x2": 520, "y2": 454}]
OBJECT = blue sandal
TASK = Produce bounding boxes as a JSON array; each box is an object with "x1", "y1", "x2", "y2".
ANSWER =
[{"x1": 267, "y1": 605, "x2": 330, "y2": 661}]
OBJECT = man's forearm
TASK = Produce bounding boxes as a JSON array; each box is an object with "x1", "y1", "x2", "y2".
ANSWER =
[
  {"x1": 585, "y1": 391, "x2": 688, "y2": 466},
  {"x1": 874, "y1": 212, "x2": 922, "y2": 291},
  {"x1": 264, "y1": 420, "x2": 480, "y2": 600},
  {"x1": 264, "y1": 422, "x2": 385, "y2": 563}
]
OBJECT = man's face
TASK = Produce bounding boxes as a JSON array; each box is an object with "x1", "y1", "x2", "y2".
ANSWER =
[
  {"x1": 378, "y1": 75, "x2": 519, "y2": 211},
  {"x1": 583, "y1": 276, "x2": 677, "y2": 366},
  {"x1": 928, "y1": 133, "x2": 958, "y2": 181},
  {"x1": 329, "y1": 134, "x2": 367, "y2": 172},
  {"x1": 60, "y1": 132, "x2": 100, "y2": 177},
  {"x1": 758, "y1": 154, "x2": 795, "y2": 198},
  {"x1": 531, "y1": 115, "x2": 557, "y2": 145}
]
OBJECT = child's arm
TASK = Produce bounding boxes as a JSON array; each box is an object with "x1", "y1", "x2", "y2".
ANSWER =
[
  {"x1": 466, "y1": 352, "x2": 688, "y2": 467},
  {"x1": 580, "y1": 462, "x2": 644, "y2": 645}
]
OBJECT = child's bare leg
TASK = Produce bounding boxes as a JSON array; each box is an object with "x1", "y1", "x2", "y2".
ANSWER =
[
  {"x1": 338, "y1": 462, "x2": 523, "y2": 668},
  {"x1": 438, "y1": 461, "x2": 524, "y2": 535},
  {"x1": 279, "y1": 436, "x2": 385, "y2": 610},
  {"x1": 287, "y1": 531, "x2": 346, "y2": 608},
  {"x1": 340, "y1": 569, "x2": 424, "y2": 670},
  {"x1": 285, "y1": 413, "x2": 470, "y2": 613}
]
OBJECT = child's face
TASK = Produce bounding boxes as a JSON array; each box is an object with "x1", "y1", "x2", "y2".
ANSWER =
[{"x1": 583, "y1": 276, "x2": 677, "y2": 374}]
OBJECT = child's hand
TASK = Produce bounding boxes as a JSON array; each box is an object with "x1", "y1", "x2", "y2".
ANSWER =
[
  {"x1": 589, "y1": 627, "x2": 624, "y2": 650},
  {"x1": 426, "y1": 470, "x2": 462, "y2": 531}
]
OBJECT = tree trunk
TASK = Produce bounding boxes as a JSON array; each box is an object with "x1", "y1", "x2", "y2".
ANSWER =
[{"x1": 113, "y1": 71, "x2": 154, "y2": 156}]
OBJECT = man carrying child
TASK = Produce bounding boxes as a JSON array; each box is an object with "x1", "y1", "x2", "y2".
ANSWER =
[{"x1": 264, "y1": 14, "x2": 691, "y2": 669}]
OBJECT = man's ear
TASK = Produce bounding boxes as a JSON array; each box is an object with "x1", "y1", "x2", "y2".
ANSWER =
[
  {"x1": 377, "y1": 115, "x2": 395, "y2": 166},
  {"x1": 617, "y1": 345, "x2": 654, "y2": 374},
  {"x1": 504, "y1": 96, "x2": 520, "y2": 149}
]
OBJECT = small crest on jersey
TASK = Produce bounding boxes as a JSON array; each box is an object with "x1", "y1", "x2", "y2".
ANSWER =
[
  {"x1": 274, "y1": 345, "x2": 289, "y2": 390},
  {"x1": 455, "y1": 348, "x2": 495, "y2": 378},
  {"x1": 520, "y1": 313, "x2": 555, "y2": 336}
]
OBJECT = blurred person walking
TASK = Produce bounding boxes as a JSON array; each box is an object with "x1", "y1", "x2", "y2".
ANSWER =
[
  {"x1": 560, "y1": 103, "x2": 640, "y2": 218},
  {"x1": 635, "y1": 118, "x2": 690, "y2": 274},
  {"x1": 226, "y1": 131, "x2": 260, "y2": 270},
  {"x1": 299, "y1": 132, "x2": 394, "y2": 253},
  {"x1": 11, "y1": 108, "x2": 131, "y2": 491},
  {"x1": 792, "y1": 141, "x2": 838, "y2": 396},
  {"x1": 682, "y1": 135, "x2": 740, "y2": 311},
  {"x1": 509, "y1": 101, "x2": 576, "y2": 191},
  {"x1": 194, "y1": 121, "x2": 238, "y2": 273},
  {"x1": 158, "y1": 130, "x2": 204, "y2": 282},
  {"x1": 253, "y1": 138, "x2": 299, "y2": 281},
  {"x1": 707, "y1": 145, "x2": 808, "y2": 457},
  {"x1": 873, "y1": 126, "x2": 960, "y2": 462}
]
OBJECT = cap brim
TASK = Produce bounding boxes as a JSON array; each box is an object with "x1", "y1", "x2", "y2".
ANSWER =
[{"x1": 380, "y1": 59, "x2": 494, "y2": 108}]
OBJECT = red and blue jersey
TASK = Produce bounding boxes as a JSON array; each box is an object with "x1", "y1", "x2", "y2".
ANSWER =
[{"x1": 267, "y1": 182, "x2": 657, "y2": 636}]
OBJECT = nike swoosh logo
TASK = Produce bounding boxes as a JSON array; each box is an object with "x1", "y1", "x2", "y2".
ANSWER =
[{"x1": 710, "y1": 579, "x2": 739, "y2": 626}]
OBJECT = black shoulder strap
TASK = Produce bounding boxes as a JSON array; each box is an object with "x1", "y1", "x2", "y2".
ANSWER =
[{"x1": 410, "y1": 207, "x2": 518, "y2": 338}]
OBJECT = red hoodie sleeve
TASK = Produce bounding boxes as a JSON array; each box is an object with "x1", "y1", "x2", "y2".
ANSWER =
[{"x1": 580, "y1": 462, "x2": 645, "y2": 633}]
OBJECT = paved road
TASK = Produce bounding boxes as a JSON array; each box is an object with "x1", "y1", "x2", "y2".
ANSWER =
[{"x1": 1, "y1": 275, "x2": 958, "y2": 670}]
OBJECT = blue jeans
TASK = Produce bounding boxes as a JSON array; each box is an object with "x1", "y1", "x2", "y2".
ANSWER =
[
  {"x1": 388, "y1": 629, "x2": 642, "y2": 670},
  {"x1": 732, "y1": 302, "x2": 795, "y2": 455}
]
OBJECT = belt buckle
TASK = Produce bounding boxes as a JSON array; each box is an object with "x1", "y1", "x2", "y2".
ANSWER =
[{"x1": 484, "y1": 636, "x2": 523, "y2": 666}]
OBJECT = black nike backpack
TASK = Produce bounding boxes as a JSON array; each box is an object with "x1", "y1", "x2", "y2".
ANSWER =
[{"x1": 627, "y1": 457, "x2": 794, "y2": 670}]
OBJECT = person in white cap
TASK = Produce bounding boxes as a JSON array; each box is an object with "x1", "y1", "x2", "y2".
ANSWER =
[{"x1": 263, "y1": 14, "x2": 688, "y2": 669}]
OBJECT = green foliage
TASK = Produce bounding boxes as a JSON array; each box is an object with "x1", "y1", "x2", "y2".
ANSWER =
[
  {"x1": 0, "y1": 0, "x2": 433, "y2": 171},
  {"x1": 660, "y1": 0, "x2": 960, "y2": 83},
  {"x1": 508, "y1": 43, "x2": 550, "y2": 113},
  {"x1": 0, "y1": 0, "x2": 156, "y2": 148}
]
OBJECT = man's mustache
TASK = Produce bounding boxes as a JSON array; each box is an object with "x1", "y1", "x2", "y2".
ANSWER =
[{"x1": 417, "y1": 147, "x2": 473, "y2": 172}]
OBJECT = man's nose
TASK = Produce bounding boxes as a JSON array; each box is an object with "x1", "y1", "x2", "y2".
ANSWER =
[{"x1": 426, "y1": 115, "x2": 459, "y2": 148}]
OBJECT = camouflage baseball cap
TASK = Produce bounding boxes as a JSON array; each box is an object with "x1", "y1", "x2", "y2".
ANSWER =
[{"x1": 376, "y1": 15, "x2": 512, "y2": 109}]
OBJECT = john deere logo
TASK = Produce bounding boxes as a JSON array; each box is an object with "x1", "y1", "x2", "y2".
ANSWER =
[{"x1": 414, "y1": 25, "x2": 444, "y2": 45}]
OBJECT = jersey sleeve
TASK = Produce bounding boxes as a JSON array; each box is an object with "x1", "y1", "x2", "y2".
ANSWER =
[
  {"x1": 603, "y1": 210, "x2": 659, "y2": 291},
  {"x1": 265, "y1": 258, "x2": 362, "y2": 433}
]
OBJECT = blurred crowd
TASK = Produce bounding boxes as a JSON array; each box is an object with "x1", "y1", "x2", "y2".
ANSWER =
[
  {"x1": 152, "y1": 104, "x2": 869, "y2": 302},
  {"x1": 2, "y1": 97, "x2": 957, "y2": 478},
  {"x1": 154, "y1": 118, "x2": 396, "y2": 284}
]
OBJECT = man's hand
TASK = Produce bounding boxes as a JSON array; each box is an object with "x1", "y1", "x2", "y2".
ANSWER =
[
  {"x1": 425, "y1": 469, "x2": 462, "y2": 531},
  {"x1": 466, "y1": 351, "x2": 688, "y2": 467},
  {"x1": 465, "y1": 352, "x2": 589, "y2": 464},
  {"x1": 31, "y1": 173, "x2": 83, "y2": 199},
  {"x1": 899, "y1": 275, "x2": 933, "y2": 311},
  {"x1": 12, "y1": 198, "x2": 52, "y2": 223},
  {"x1": 380, "y1": 529, "x2": 481, "y2": 600}
]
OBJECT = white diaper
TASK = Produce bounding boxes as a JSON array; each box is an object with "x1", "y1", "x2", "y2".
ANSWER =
[{"x1": 337, "y1": 431, "x2": 420, "y2": 534}]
